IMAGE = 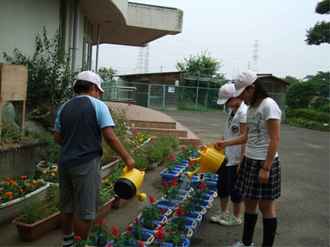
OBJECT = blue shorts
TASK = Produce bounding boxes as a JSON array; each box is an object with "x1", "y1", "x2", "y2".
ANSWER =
[{"x1": 217, "y1": 164, "x2": 242, "y2": 203}]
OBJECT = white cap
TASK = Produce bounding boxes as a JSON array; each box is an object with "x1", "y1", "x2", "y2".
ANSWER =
[
  {"x1": 217, "y1": 83, "x2": 236, "y2": 105},
  {"x1": 74, "y1": 71, "x2": 104, "y2": 93},
  {"x1": 234, "y1": 71, "x2": 258, "y2": 97}
]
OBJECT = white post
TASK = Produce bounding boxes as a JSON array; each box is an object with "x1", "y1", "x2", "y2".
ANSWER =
[{"x1": 95, "y1": 24, "x2": 100, "y2": 72}]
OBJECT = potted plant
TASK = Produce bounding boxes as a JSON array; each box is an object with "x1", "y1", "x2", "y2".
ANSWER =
[
  {"x1": 13, "y1": 184, "x2": 61, "y2": 241},
  {"x1": 139, "y1": 196, "x2": 166, "y2": 230},
  {"x1": 154, "y1": 219, "x2": 191, "y2": 247}
]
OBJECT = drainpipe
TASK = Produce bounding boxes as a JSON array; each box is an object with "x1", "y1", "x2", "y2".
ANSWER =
[
  {"x1": 95, "y1": 24, "x2": 100, "y2": 72},
  {"x1": 71, "y1": 0, "x2": 79, "y2": 71}
]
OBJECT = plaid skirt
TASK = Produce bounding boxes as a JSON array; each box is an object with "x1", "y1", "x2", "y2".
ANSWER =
[{"x1": 234, "y1": 156, "x2": 281, "y2": 200}]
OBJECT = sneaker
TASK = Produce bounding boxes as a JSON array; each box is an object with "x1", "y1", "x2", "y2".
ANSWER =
[
  {"x1": 219, "y1": 214, "x2": 242, "y2": 226},
  {"x1": 210, "y1": 211, "x2": 228, "y2": 223},
  {"x1": 231, "y1": 240, "x2": 255, "y2": 247}
]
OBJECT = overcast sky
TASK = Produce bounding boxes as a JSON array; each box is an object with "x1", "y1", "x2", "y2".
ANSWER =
[{"x1": 96, "y1": 0, "x2": 330, "y2": 79}]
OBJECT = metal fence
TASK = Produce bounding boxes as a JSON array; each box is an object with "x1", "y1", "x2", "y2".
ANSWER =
[
  {"x1": 101, "y1": 82, "x2": 287, "y2": 119},
  {"x1": 102, "y1": 81, "x2": 219, "y2": 110}
]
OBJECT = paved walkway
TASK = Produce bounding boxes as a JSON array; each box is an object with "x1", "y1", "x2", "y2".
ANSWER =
[{"x1": 164, "y1": 110, "x2": 330, "y2": 247}]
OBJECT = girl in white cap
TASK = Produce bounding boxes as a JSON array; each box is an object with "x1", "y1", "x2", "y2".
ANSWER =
[
  {"x1": 211, "y1": 82, "x2": 247, "y2": 226},
  {"x1": 216, "y1": 71, "x2": 281, "y2": 247}
]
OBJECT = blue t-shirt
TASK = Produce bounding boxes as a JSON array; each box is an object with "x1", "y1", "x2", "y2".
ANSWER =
[{"x1": 55, "y1": 95, "x2": 115, "y2": 167}]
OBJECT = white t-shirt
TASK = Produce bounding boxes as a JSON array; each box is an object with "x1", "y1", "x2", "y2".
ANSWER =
[
  {"x1": 245, "y1": 97, "x2": 281, "y2": 160},
  {"x1": 224, "y1": 102, "x2": 248, "y2": 166}
]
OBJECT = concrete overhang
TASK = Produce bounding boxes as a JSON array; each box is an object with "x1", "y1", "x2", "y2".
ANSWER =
[{"x1": 81, "y1": 0, "x2": 183, "y2": 46}]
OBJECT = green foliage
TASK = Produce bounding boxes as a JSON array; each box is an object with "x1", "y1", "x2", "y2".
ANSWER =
[
  {"x1": 141, "y1": 205, "x2": 161, "y2": 229},
  {"x1": 34, "y1": 132, "x2": 60, "y2": 163},
  {"x1": 286, "y1": 71, "x2": 330, "y2": 109},
  {"x1": 283, "y1": 76, "x2": 301, "y2": 85},
  {"x1": 306, "y1": 21, "x2": 330, "y2": 45},
  {"x1": 102, "y1": 109, "x2": 130, "y2": 164},
  {"x1": 287, "y1": 117, "x2": 330, "y2": 132},
  {"x1": 315, "y1": 0, "x2": 330, "y2": 14},
  {"x1": 132, "y1": 151, "x2": 149, "y2": 170},
  {"x1": 98, "y1": 67, "x2": 116, "y2": 82},
  {"x1": 176, "y1": 51, "x2": 222, "y2": 78},
  {"x1": 287, "y1": 108, "x2": 330, "y2": 124},
  {"x1": 19, "y1": 185, "x2": 59, "y2": 224},
  {"x1": 286, "y1": 82, "x2": 316, "y2": 109},
  {"x1": 2, "y1": 27, "x2": 74, "y2": 128},
  {"x1": 306, "y1": 1, "x2": 329, "y2": 45}
]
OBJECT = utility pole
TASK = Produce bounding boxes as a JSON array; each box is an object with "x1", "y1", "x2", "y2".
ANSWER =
[{"x1": 252, "y1": 40, "x2": 259, "y2": 72}]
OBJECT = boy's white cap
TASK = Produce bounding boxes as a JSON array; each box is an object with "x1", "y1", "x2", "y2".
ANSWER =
[
  {"x1": 217, "y1": 83, "x2": 236, "y2": 105},
  {"x1": 234, "y1": 71, "x2": 258, "y2": 97},
  {"x1": 74, "y1": 71, "x2": 104, "y2": 93}
]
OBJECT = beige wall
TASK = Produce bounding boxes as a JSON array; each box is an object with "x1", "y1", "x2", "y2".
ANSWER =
[{"x1": 0, "y1": 0, "x2": 60, "y2": 61}]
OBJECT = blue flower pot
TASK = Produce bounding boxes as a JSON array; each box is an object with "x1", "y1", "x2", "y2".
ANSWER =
[
  {"x1": 156, "y1": 200, "x2": 177, "y2": 212},
  {"x1": 159, "y1": 238, "x2": 190, "y2": 247}
]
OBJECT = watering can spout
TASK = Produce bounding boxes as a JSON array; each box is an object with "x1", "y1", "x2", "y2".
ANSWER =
[{"x1": 187, "y1": 144, "x2": 226, "y2": 176}]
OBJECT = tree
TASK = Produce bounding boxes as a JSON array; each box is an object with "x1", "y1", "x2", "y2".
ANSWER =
[
  {"x1": 283, "y1": 75, "x2": 301, "y2": 85},
  {"x1": 176, "y1": 51, "x2": 221, "y2": 77},
  {"x1": 3, "y1": 28, "x2": 74, "y2": 127},
  {"x1": 98, "y1": 67, "x2": 116, "y2": 82},
  {"x1": 306, "y1": 0, "x2": 330, "y2": 45},
  {"x1": 286, "y1": 71, "x2": 330, "y2": 109}
]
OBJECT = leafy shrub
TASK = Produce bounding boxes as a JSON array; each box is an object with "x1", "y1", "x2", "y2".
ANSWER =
[
  {"x1": 3, "y1": 27, "x2": 74, "y2": 128},
  {"x1": 287, "y1": 117, "x2": 330, "y2": 131},
  {"x1": 132, "y1": 151, "x2": 149, "y2": 170},
  {"x1": 19, "y1": 184, "x2": 59, "y2": 224},
  {"x1": 287, "y1": 108, "x2": 330, "y2": 124}
]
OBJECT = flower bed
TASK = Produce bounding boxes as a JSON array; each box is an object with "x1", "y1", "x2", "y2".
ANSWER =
[{"x1": 0, "y1": 177, "x2": 49, "y2": 224}]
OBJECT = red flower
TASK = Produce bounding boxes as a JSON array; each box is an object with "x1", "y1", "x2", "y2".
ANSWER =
[
  {"x1": 155, "y1": 226, "x2": 165, "y2": 240},
  {"x1": 171, "y1": 178, "x2": 178, "y2": 187},
  {"x1": 160, "y1": 208, "x2": 166, "y2": 214},
  {"x1": 133, "y1": 217, "x2": 139, "y2": 224},
  {"x1": 111, "y1": 226, "x2": 120, "y2": 238},
  {"x1": 148, "y1": 195, "x2": 156, "y2": 204},
  {"x1": 74, "y1": 235, "x2": 81, "y2": 241},
  {"x1": 95, "y1": 219, "x2": 105, "y2": 226},
  {"x1": 126, "y1": 224, "x2": 133, "y2": 233},
  {"x1": 20, "y1": 176, "x2": 27, "y2": 180},
  {"x1": 198, "y1": 181, "x2": 207, "y2": 191},
  {"x1": 137, "y1": 240, "x2": 145, "y2": 247},
  {"x1": 175, "y1": 207, "x2": 185, "y2": 217},
  {"x1": 106, "y1": 244, "x2": 113, "y2": 247}
]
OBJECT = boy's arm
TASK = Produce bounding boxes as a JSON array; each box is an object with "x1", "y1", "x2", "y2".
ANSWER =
[{"x1": 102, "y1": 127, "x2": 135, "y2": 170}]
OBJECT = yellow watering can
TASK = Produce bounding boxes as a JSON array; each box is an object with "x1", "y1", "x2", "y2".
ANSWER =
[
  {"x1": 187, "y1": 144, "x2": 226, "y2": 177},
  {"x1": 114, "y1": 167, "x2": 146, "y2": 200}
]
